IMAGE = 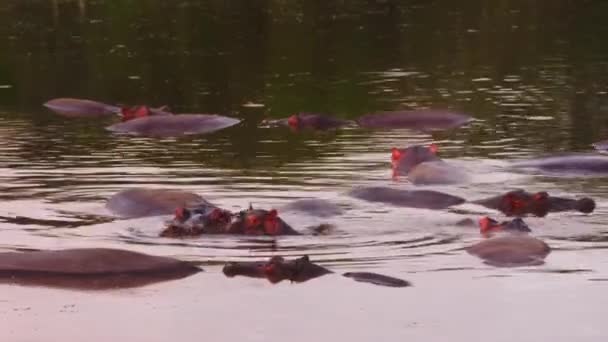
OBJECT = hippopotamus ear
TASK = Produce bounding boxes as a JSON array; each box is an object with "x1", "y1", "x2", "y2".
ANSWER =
[
  {"x1": 287, "y1": 114, "x2": 299, "y2": 127},
  {"x1": 533, "y1": 192, "x2": 549, "y2": 200},
  {"x1": 478, "y1": 216, "x2": 497, "y2": 233},
  {"x1": 174, "y1": 207, "x2": 190, "y2": 221},
  {"x1": 391, "y1": 147, "x2": 402, "y2": 160},
  {"x1": 429, "y1": 143, "x2": 438, "y2": 154}
]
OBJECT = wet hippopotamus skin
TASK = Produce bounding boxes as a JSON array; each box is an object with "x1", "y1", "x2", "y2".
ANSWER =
[
  {"x1": 43, "y1": 98, "x2": 171, "y2": 119},
  {"x1": 0, "y1": 248, "x2": 201, "y2": 290},
  {"x1": 262, "y1": 113, "x2": 353, "y2": 131},
  {"x1": 223, "y1": 255, "x2": 411, "y2": 287},
  {"x1": 161, "y1": 205, "x2": 301, "y2": 237},
  {"x1": 279, "y1": 198, "x2": 344, "y2": 217},
  {"x1": 348, "y1": 186, "x2": 465, "y2": 209},
  {"x1": 467, "y1": 235, "x2": 551, "y2": 267},
  {"x1": 43, "y1": 98, "x2": 121, "y2": 117},
  {"x1": 223, "y1": 256, "x2": 332, "y2": 283},
  {"x1": 478, "y1": 217, "x2": 531, "y2": 235},
  {"x1": 473, "y1": 189, "x2": 595, "y2": 217},
  {"x1": 106, "y1": 114, "x2": 241, "y2": 137},
  {"x1": 106, "y1": 188, "x2": 208, "y2": 218},
  {"x1": 356, "y1": 109, "x2": 471, "y2": 131},
  {"x1": 512, "y1": 154, "x2": 608, "y2": 175},
  {"x1": 391, "y1": 144, "x2": 469, "y2": 185}
]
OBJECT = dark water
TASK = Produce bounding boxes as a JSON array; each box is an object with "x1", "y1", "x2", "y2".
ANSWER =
[{"x1": 1, "y1": 1, "x2": 608, "y2": 341}]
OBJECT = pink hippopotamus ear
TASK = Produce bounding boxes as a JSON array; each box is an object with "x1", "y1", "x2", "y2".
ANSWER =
[
  {"x1": 391, "y1": 147, "x2": 402, "y2": 161},
  {"x1": 429, "y1": 143, "x2": 438, "y2": 154}
]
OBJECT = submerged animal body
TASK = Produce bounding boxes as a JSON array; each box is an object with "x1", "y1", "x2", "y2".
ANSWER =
[
  {"x1": 106, "y1": 114, "x2": 241, "y2": 137},
  {"x1": 473, "y1": 189, "x2": 595, "y2": 217},
  {"x1": 467, "y1": 235, "x2": 551, "y2": 267},
  {"x1": 356, "y1": 109, "x2": 471, "y2": 131},
  {"x1": 348, "y1": 186, "x2": 465, "y2": 209},
  {"x1": 223, "y1": 255, "x2": 411, "y2": 287},
  {"x1": 512, "y1": 154, "x2": 608, "y2": 175},
  {"x1": 262, "y1": 113, "x2": 353, "y2": 131},
  {"x1": 106, "y1": 188, "x2": 208, "y2": 218},
  {"x1": 390, "y1": 144, "x2": 468, "y2": 185},
  {"x1": 0, "y1": 248, "x2": 201, "y2": 290},
  {"x1": 43, "y1": 98, "x2": 120, "y2": 117}
]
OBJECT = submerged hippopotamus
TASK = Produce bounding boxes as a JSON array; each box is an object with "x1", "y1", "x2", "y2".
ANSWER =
[
  {"x1": 160, "y1": 204, "x2": 331, "y2": 238},
  {"x1": 222, "y1": 255, "x2": 410, "y2": 287},
  {"x1": 512, "y1": 154, "x2": 608, "y2": 175},
  {"x1": 106, "y1": 114, "x2": 241, "y2": 137},
  {"x1": 356, "y1": 109, "x2": 471, "y2": 131},
  {"x1": 43, "y1": 98, "x2": 170, "y2": 118},
  {"x1": 279, "y1": 198, "x2": 345, "y2": 217},
  {"x1": 348, "y1": 186, "x2": 465, "y2": 209},
  {"x1": 390, "y1": 144, "x2": 469, "y2": 185},
  {"x1": 0, "y1": 248, "x2": 201, "y2": 290},
  {"x1": 262, "y1": 113, "x2": 353, "y2": 131},
  {"x1": 473, "y1": 189, "x2": 595, "y2": 217},
  {"x1": 467, "y1": 235, "x2": 551, "y2": 267},
  {"x1": 478, "y1": 217, "x2": 531, "y2": 235},
  {"x1": 106, "y1": 188, "x2": 208, "y2": 218}
]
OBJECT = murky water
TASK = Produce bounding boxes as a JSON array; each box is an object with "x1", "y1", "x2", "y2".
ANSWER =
[{"x1": 2, "y1": 1, "x2": 608, "y2": 341}]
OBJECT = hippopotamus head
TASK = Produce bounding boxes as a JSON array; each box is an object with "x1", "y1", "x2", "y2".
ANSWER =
[
  {"x1": 160, "y1": 205, "x2": 233, "y2": 237},
  {"x1": 391, "y1": 144, "x2": 439, "y2": 173},
  {"x1": 120, "y1": 105, "x2": 151, "y2": 122},
  {"x1": 228, "y1": 207, "x2": 299, "y2": 235},
  {"x1": 222, "y1": 255, "x2": 331, "y2": 283},
  {"x1": 478, "y1": 216, "x2": 531, "y2": 235},
  {"x1": 500, "y1": 190, "x2": 550, "y2": 217}
]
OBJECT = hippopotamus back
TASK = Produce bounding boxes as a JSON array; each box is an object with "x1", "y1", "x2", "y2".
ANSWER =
[
  {"x1": 405, "y1": 161, "x2": 469, "y2": 185},
  {"x1": 106, "y1": 188, "x2": 209, "y2": 218}
]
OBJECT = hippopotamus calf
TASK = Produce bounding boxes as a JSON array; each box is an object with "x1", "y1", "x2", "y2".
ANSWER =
[
  {"x1": 106, "y1": 114, "x2": 241, "y2": 137},
  {"x1": 473, "y1": 189, "x2": 595, "y2": 217},
  {"x1": 106, "y1": 188, "x2": 209, "y2": 218},
  {"x1": 391, "y1": 144, "x2": 469, "y2": 185},
  {"x1": 356, "y1": 109, "x2": 471, "y2": 131},
  {"x1": 43, "y1": 98, "x2": 120, "y2": 117},
  {"x1": 348, "y1": 186, "x2": 465, "y2": 209},
  {"x1": 512, "y1": 154, "x2": 608, "y2": 175},
  {"x1": 0, "y1": 248, "x2": 201, "y2": 290},
  {"x1": 478, "y1": 217, "x2": 531, "y2": 235},
  {"x1": 466, "y1": 235, "x2": 551, "y2": 267},
  {"x1": 262, "y1": 113, "x2": 353, "y2": 131}
]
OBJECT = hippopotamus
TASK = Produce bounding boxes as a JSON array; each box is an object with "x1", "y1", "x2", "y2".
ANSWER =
[
  {"x1": 473, "y1": 189, "x2": 595, "y2": 217},
  {"x1": 356, "y1": 109, "x2": 471, "y2": 131},
  {"x1": 161, "y1": 205, "x2": 307, "y2": 237},
  {"x1": 106, "y1": 188, "x2": 208, "y2": 218},
  {"x1": 106, "y1": 114, "x2": 241, "y2": 137},
  {"x1": 512, "y1": 154, "x2": 608, "y2": 175},
  {"x1": 478, "y1": 217, "x2": 531, "y2": 235},
  {"x1": 466, "y1": 235, "x2": 551, "y2": 267},
  {"x1": 43, "y1": 98, "x2": 171, "y2": 119},
  {"x1": 262, "y1": 113, "x2": 353, "y2": 131},
  {"x1": 391, "y1": 144, "x2": 469, "y2": 185},
  {"x1": 0, "y1": 248, "x2": 201, "y2": 290},
  {"x1": 348, "y1": 186, "x2": 465, "y2": 209},
  {"x1": 223, "y1": 255, "x2": 411, "y2": 287}
]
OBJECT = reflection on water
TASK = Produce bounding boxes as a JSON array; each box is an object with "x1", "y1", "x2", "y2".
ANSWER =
[{"x1": 0, "y1": 0, "x2": 607, "y2": 292}]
